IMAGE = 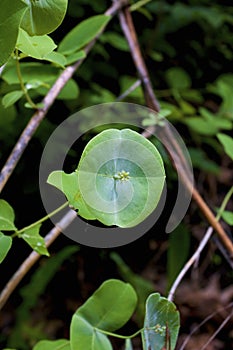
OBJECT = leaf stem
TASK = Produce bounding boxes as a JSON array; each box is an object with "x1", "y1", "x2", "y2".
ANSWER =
[
  {"x1": 15, "y1": 50, "x2": 38, "y2": 109},
  {"x1": 94, "y1": 325, "x2": 160, "y2": 340},
  {"x1": 13, "y1": 201, "x2": 69, "y2": 236}
]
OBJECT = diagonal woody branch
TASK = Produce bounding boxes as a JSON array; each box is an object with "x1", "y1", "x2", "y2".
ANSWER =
[
  {"x1": 0, "y1": 0, "x2": 126, "y2": 193},
  {"x1": 117, "y1": 1, "x2": 233, "y2": 257}
]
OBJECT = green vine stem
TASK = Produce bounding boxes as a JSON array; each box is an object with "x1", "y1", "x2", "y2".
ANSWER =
[
  {"x1": 94, "y1": 325, "x2": 166, "y2": 340},
  {"x1": 15, "y1": 49, "x2": 38, "y2": 109},
  {"x1": 12, "y1": 201, "x2": 69, "y2": 237}
]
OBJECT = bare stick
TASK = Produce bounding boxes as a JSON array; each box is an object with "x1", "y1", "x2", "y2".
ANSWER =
[
  {"x1": 116, "y1": 1, "x2": 233, "y2": 257},
  {"x1": 0, "y1": 209, "x2": 76, "y2": 310},
  {"x1": 168, "y1": 186, "x2": 233, "y2": 302},
  {"x1": 0, "y1": 0, "x2": 126, "y2": 193},
  {"x1": 200, "y1": 310, "x2": 232, "y2": 350},
  {"x1": 167, "y1": 226, "x2": 213, "y2": 302},
  {"x1": 179, "y1": 302, "x2": 233, "y2": 350}
]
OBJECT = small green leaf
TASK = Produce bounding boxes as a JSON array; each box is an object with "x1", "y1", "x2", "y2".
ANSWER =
[
  {"x1": 47, "y1": 171, "x2": 95, "y2": 220},
  {"x1": 33, "y1": 339, "x2": 71, "y2": 350},
  {"x1": 165, "y1": 67, "x2": 191, "y2": 90},
  {"x1": 36, "y1": 78, "x2": 79, "y2": 100},
  {"x1": 65, "y1": 50, "x2": 86, "y2": 65},
  {"x1": 217, "y1": 133, "x2": 233, "y2": 161},
  {"x1": 0, "y1": 0, "x2": 27, "y2": 66},
  {"x1": 2, "y1": 90, "x2": 24, "y2": 108},
  {"x1": 142, "y1": 293, "x2": 180, "y2": 350},
  {"x1": 20, "y1": 0, "x2": 68, "y2": 36},
  {"x1": 58, "y1": 15, "x2": 111, "y2": 55},
  {"x1": 2, "y1": 62, "x2": 59, "y2": 85},
  {"x1": 43, "y1": 52, "x2": 67, "y2": 67},
  {"x1": 16, "y1": 28, "x2": 57, "y2": 60},
  {"x1": 0, "y1": 232, "x2": 12, "y2": 263},
  {"x1": 0, "y1": 199, "x2": 17, "y2": 231},
  {"x1": 20, "y1": 224, "x2": 49, "y2": 256},
  {"x1": 70, "y1": 279, "x2": 137, "y2": 350},
  {"x1": 221, "y1": 210, "x2": 233, "y2": 225}
]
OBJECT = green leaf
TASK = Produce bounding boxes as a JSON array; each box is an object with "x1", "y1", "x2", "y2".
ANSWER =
[
  {"x1": 16, "y1": 28, "x2": 57, "y2": 60},
  {"x1": 47, "y1": 171, "x2": 95, "y2": 220},
  {"x1": 20, "y1": 224, "x2": 49, "y2": 256},
  {"x1": 70, "y1": 279, "x2": 137, "y2": 350},
  {"x1": 20, "y1": 0, "x2": 68, "y2": 36},
  {"x1": 76, "y1": 129, "x2": 165, "y2": 227},
  {"x1": 100, "y1": 32, "x2": 129, "y2": 52},
  {"x1": 221, "y1": 210, "x2": 233, "y2": 226},
  {"x1": 33, "y1": 339, "x2": 71, "y2": 350},
  {"x1": 43, "y1": 52, "x2": 67, "y2": 67},
  {"x1": 0, "y1": 232, "x2": 12, "y2": 263},
  {"x1": 65, "y1": 50, "x2": 86, "y2": 65},
  {"x1": 167, "y1": 225, "x2": 190, "y2": 289},
  {"x1": 142, "y1": 293, "x2": 180, "y2": 350},
  {"x1": 165, "y1": 67, "x2": 191, "y2": 90},
  {"x1": 2, "y1": 90, "x2": 24, "y2": 108},
  {"x1": 0, "y1": 199, "x2": 17, "y2": 231},
  {"x1": 2, "y1": 62, "x2": 59, "y2": 85},
  {"x1": 217, "y1": 133, "x2": 233, "y2": 161},
  {"x1": 185, "y1": 117, "x2": 218, "y2": 135},
  {"x1": 0, "y1": 0, "x2": 27, "y2": 66},
  {"x1": 37, "y1": 79, "x2": 79, "y2": 100},
  {"x1": 58, "y1": 15, "x2": 111, "y2": 55}
]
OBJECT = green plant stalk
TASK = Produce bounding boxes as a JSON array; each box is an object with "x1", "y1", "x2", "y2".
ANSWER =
[
  {"x1": 94, "y1": 326, "x2": 162, "y2": 340},
  {"x1": 15, "y1": 50, "x2": 38, "y2": 109},
  {"x1": 13, "y1": 201, "x2": 69, "y2": 237},
  {"x1": 216, "y1": 186, "x2": 233, "y2": 221}
]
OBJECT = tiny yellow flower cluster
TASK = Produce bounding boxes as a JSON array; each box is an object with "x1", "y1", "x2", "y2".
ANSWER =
[{"x1": 113, "y1": 170, "x2": 130, "y2": 181}]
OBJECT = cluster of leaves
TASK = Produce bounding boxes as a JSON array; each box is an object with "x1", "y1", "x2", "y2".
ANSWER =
[{"x1": 4, "y1": 279, "x2": 180, "y2": 350}]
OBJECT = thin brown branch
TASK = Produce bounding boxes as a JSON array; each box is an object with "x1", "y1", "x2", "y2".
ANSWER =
[
  {"x1": 116, "y1": 1, "x2": 233, "y2": 257},
  {"x1": 0, "y1": 209, "x2": 76, "y2": 310},
  {"x1": 0, "y1": 0, "x2": 126, "y2": 193}
]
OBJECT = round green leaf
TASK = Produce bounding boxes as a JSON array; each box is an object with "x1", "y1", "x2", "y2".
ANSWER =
[
  {"x1": 142, "y1": 293, "x2": 180, "y2": 350},
  {"x1": 165, "y1": 67, "x2": 191, "y2": 90},
  {"x1": 20, "y1": 0, "x2": 68, "y2": 36},
  {"x1": 70, "y1": 279, "x2": 137, "y2": 350},
  {"x1": 0, "y1": 232, "x2": 12, "y2": 263},
  {"x1": 0, "y1": 0, "x2": 27, "y2": 66},
  {"x1": 77, "y1": 129, "x2": 165, "y2": 227}
]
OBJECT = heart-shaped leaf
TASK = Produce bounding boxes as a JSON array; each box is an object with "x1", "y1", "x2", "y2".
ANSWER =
[
  {"x1": 70, "y1": 279, "x2": 137, "y2": 350},
  {"x1": 20, "y1": 0, "x2": 68, "y2": 36},
  {"x1": 0, "y1": 199, "x2": 17, "y2": 231},
  {"x1": 0, "y1": 232, "x2": 12, "y2": 263},
  {"x1": 142, "y1": 293, "x2": 180, "y2": 350},
  {"x1": 0, "y1": 0, "x2": 27, "y2": 66}
]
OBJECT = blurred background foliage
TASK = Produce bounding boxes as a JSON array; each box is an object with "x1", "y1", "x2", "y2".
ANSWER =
[{"x1": 0, "y1": 0, "x2": 233, "y2": 349}]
